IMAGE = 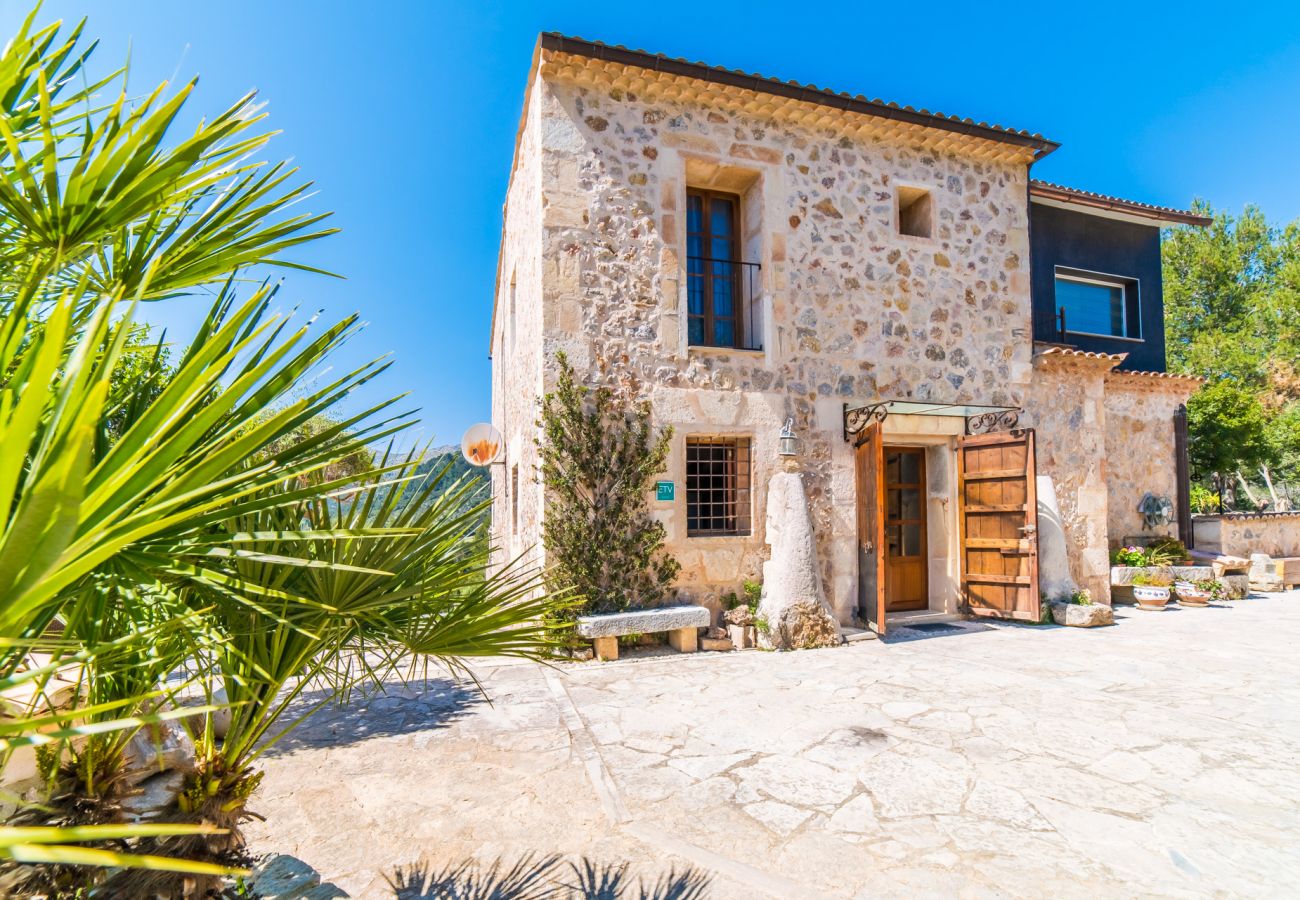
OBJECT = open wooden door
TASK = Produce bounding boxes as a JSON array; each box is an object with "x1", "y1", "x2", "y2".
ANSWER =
[
  {"x1": 854, "y1": 421, "x2": 886, "y2": 634},
  {"x1": 957, "y1": 430, "x2": 1040, "y2": 621}
]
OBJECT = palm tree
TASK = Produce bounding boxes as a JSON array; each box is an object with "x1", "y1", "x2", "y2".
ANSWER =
[{"x1": 0, "y1": 7, "x2": 567, "y2": 893}]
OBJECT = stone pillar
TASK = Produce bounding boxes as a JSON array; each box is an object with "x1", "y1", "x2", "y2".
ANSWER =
[{"x1": 757, "y1": 469, "x2": 841, "y2": 650}]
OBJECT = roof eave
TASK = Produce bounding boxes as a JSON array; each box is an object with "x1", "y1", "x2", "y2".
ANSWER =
[
  {"x1": 541, "y1": 33, "x2": 1059, "y2": 159},
  {"x1": 1030, "y1": 181, "x2": 1211, "y2": 227}
]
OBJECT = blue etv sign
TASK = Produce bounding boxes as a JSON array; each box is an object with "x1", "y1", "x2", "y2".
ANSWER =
[{"x1": 655, "y1": 481, "x2": 675, "y2": 502}]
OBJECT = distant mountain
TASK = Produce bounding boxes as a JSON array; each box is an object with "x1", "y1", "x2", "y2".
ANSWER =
[{"x1": 386, "y1": 445, "x2": 489, "y2": 515}]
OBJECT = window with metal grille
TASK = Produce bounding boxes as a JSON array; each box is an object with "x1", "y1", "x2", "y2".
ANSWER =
[{"x1": 686, "y1": 437, "x2": 752, "y2": 536}]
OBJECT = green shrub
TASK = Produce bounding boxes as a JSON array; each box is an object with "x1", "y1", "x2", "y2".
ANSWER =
[
  {"x1": 537, "y1": 354, "x2": 681, "y2": 627},
  {"x1": 1146, "y1": 537, "x2": 1188, "y2": 566},
  {"x1": 1111, "y1": 546, "x2": 1148, "y2": 567},
  {"x1": 1132, "y1": 572, "x2": 1173, "y2": 587}
]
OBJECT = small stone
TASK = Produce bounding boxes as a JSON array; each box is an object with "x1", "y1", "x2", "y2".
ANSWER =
[
  {"x1": 813, "y1": 199, "x2": 842, "y2": 219},
  {"x1": 584, "y1": 116, "x2": 609, "y2": 132},
  {"x1": 123, "y1": 718, "x2": 195, "y2": 785},
  {"x1": 700, "y1": 637, "x2": 733, "y2": 652},
  {"x1": 723, "y1": 606, "x2": 754, "y2": 626},
  {"x1": 121, "y1": 770, "x2": 184, "y2": 820},
  {"x1": 1049, "y1": 602, "x2": 1115, "y2": 627}
]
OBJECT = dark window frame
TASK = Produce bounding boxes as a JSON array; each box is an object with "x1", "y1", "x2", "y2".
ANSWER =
[
  {"x1": 685, "y1": 436, "x2": 752, "y2": 537},
  {"x1": 1053, "y1": 266, "x2": 1143, "y2": 342},
  {"x1": 686, "y1": 188, "x2": 745, "y2": 349}
]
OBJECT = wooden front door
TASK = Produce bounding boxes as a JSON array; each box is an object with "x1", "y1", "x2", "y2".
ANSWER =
[
  {"x1": 854, "y1": 421, "x2": 886, "y2": 634},
  {"x1": 957, "y1": 430, "x2": 1040, "y2": 621},
  {"x1": 884, "y1": 448, "x2": 928, "y2": 611}
]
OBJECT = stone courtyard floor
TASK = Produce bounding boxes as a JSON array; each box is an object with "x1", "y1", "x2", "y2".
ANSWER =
[{"x1": 244, "y1": 592, "x2": 1300, "y2": 898}]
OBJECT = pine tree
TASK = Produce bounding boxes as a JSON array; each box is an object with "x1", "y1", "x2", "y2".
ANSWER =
[{"x1": 537, "y1": 353, "x2": 680, "y2": 622}]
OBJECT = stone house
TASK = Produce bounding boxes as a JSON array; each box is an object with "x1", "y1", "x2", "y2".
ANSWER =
[{"x1": 489, "y1": 34, "x2": 1207, "y2": 633}]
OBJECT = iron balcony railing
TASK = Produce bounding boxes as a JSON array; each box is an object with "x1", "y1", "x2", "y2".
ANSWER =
[{"x1": 686, "y1": 256, "x2": 763, "y2": 352}]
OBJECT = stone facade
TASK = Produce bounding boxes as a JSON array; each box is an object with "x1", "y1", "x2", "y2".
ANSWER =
[
  {"x1": 1021, "y1": 349, "x2": 1116, "y2": 603},
  {"x1": 1103, "y1": 371, "x2": 1201, "y2": 543},
  {"x1": 490, "y1": 44, "x2": 1199, "y2": 622},
  {"x1": 1194, "y1": 512, "x2": 1300, "y2": 558}
]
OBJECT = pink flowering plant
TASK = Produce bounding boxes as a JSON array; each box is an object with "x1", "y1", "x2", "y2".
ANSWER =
[{"x1": 1111, "y1": 545, "x2": 1148, "y2": 567}]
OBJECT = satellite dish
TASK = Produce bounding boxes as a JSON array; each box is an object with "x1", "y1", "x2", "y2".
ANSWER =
[{"x1": 461, "y1": 423, "x2": 503, "y2": 467}]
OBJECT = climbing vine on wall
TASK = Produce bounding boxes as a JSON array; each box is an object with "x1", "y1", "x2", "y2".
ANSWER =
[{"x1": 537, "y1": 353, "x2": 681, "y2": 623}]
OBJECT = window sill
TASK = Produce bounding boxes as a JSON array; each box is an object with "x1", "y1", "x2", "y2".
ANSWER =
[
  {"x1": 1063, "y1": 331, "x2": 1145, "y2": 344},
  {"x1": 686, "y1": 532, "x2": 754, "y2": 540},
  {"x1": 688, "y1": 344, "x2": 765, "y2": 357}
]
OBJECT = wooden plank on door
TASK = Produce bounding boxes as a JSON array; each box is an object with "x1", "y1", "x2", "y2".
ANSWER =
[
  {"x1": 854, "y1": 421, "x2": 886, "y2": 635},
  {"x1": 957, "y1": 430, "x2": 1040, "y2": 622}
]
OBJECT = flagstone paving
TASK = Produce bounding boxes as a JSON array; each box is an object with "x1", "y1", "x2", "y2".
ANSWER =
[{"x1": 245, "y1": 593, "x2": 1300, "y2": 898}]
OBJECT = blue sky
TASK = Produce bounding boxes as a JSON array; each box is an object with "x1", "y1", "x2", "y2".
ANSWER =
[{"x1": 4, "y1": 0, "x2": 1299, "y2": 445}]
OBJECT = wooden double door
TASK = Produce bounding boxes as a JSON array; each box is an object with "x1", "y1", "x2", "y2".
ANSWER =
[{"x1": 855, "y1": 424, "x2": 1039, "y2": 635}]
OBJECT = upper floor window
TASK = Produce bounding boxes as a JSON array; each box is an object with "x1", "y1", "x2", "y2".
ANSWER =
[
  {"x1": 1054, "y1": 268, "x2": 1140, "y2": 340},
  {"x1": 896, "y1": 186, "x2": 933, "y2": 239},
  {"x1": 687, "y1": 189, "x2": 760, "y2": 350}
]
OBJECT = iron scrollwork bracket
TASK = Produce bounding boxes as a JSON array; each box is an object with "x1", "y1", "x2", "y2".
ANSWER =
[
  {"x1": 843, "y1": 402, "x2": 889, "y2": 442},
  {"x1": 965, "y1": 409, "x2": 1020, "y2": 436}
]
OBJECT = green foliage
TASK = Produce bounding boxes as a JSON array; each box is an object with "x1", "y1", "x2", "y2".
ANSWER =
[
  {"x1": 1111, "y1": 546, "x2": 1148, "y2": 567},
  {"x1": 1190, "y1": 483, "x2": 1220, "y2": 514},
  {"x1": 0, "y1": 6, "x2": 560, "y2": 894},
  {"x1": 537, "y1": 353, "x2": 681, "y2": 620},
  {"x1": 743, "y1": 580, "x2": 762, "y2": 609},
  {"x1": 1131, "y1": 572, "x2": 1173, "y2": 587},
  {"x1": 1185, "y1": 381, "x2": 1272, "y2": 481},
  {"x1": 1111, "y1": 539, "x2": 1186, "y2": 568},
  {"x1": 1146, "y1": 537, "x2": 1188, "y2": 567},
  {"x1": 1164, "y1": 202, "x2": 1300, "y2": 503}
]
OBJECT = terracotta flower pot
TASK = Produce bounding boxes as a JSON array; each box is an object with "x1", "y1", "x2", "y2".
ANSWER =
[{"x1": 1132, "y1": 584, "x2": 1170, "y2": 611}]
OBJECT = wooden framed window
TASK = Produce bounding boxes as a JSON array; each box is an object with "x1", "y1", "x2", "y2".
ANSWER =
[
  {"x1": 686, "y1": 189, "x2": 745, "y2": 348},
  {"x1": 686, "y1": 437, "x2": 752, "y2": 536}
]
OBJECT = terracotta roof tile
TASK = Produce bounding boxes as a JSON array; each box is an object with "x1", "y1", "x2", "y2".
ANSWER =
[
  {"x1": 1030, "y1": 180, "x2": 1211, "y2": 227},
  {"x1": 1107, "y1": 369, "x2": 1206, "y2": 385},
  {"x1": 540, "y1": 34, "x2": 1059, "y2": 158},
  {"x1": 1036, "y1": 346, "x2": 1128, "y2": 363}
]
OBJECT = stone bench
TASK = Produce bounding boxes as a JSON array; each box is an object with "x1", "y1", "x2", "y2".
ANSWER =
[{"x1": 576, "y1": 605, "x2": 710, "y2": 661}]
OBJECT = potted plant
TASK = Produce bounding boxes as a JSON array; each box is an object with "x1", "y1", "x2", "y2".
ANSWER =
[
  {"x1": 1111, "y1": 546, "x2": 1148, "y2": 568},
  {"x1": 1174, "y1": 578, "x2": 1221, "y2": 607},
  {"x1": 1146, "y1": 537, "x2": 1190, "y2": 567},
  {"x1": 722, "y1": 580, "x2": 761, "y2": 649},
  {"x1": 1131, "y1": 573, "x2": 1173, "y2": 611}
]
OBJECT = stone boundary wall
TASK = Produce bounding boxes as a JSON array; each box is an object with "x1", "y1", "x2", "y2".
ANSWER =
[{"x1": 1194, "y1": 512, "x2": 1300, "y2": 559}]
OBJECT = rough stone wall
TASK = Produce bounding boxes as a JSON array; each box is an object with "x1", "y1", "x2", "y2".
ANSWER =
[
  {"x1": 1194, "y1": 513, "x2": 1300, "y2": 558},
  {"x1": 527, "y1": 65, "x2": 1036, "y2": 618},
  {"x1": 1021, "y1": 354, "x2": 1113, "y2": 603},
  {"x1": 1103, "y1": 375, "x2": 1197, "y2": 545},
  {"x1": 490, "y1": 75, "x2": 546, "y2": 569}
]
